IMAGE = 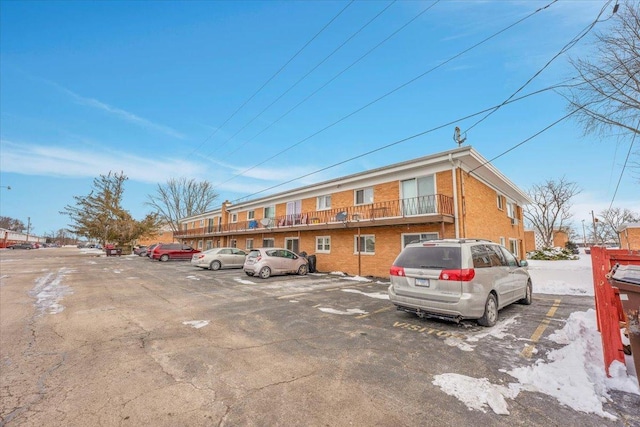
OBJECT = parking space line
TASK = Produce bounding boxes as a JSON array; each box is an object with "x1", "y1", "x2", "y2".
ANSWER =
[
  {"x1": 520, "y1": 298, "x2": 562, "y2": 359},
  {"x1": 356, "y1": 306, "x2": 393, "y2": 319}
]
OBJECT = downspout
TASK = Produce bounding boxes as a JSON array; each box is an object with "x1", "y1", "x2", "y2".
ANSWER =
[{"x1": 449, "y1": 154, "x2": 460, "y2": 238}]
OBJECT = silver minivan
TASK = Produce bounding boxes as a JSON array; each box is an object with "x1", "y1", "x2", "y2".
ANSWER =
[{"x1": 388, "y1": 239, "x2": 532, "y2": 326}]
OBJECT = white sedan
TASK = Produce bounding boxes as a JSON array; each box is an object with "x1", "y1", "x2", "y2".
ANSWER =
[{"x1": 191, "y1": 247, "x2": 247, "y2": 270}]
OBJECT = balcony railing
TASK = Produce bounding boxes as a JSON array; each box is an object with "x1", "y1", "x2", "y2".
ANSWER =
[{"x1": 175, "y1": 194, "x2": 454, "y2": 238}]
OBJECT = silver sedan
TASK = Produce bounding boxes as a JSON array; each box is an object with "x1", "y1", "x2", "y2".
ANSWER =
[{"x1": 191, "y1": 247, "x2": 247, "y2": 270}]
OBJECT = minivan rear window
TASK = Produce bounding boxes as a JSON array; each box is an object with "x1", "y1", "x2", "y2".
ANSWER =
[{"x1": 394, "y1": 246, "x2": 461, "y2": 270}]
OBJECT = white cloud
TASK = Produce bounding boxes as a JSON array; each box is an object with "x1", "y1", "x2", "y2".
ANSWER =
[
  {"x1": 0, "y1": 139, "x2": 208, "y2": 183},
  {"x1": 53, "y1": 83, "x2": 185, "y2": 139}
]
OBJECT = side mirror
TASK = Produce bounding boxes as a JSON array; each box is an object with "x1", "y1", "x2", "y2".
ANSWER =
[{"x1": 519, "y1": 260, "x2": 528, "y2": 267}]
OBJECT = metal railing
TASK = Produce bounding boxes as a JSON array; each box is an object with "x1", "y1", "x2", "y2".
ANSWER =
[{"x1": 175, "y1": 194, "x2": 453, "y2": 238}]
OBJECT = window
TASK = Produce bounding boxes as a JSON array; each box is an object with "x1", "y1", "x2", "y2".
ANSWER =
[
  {"x1": 230, "y1": 213, "x2": 238, "y2": 223},
  {"x1": 509, "y1": 239, "x2": 519, "y2": 257},
  {"x1": 401, "y1": 176, "x2": 435, "y2": 215},
  {"x1": 500, "y1": 245, "x2": 519, "y2": 266},
  {"x1": 247, "y1": 210, "x2": 255, "y2": 220},
  {"x1": 497, "y1": 194, "x2": 504, "y2": 210},
  {"x1": 263, "y1": 238, "x2": 275, "y2": 248},
  {"x1": 402, "y1": 233, "x2": 438, "y2": 247},
  {"x1": 316, "y1": 236, "x2": 331, "y2": 253},
  {"x1": 230, "y1": 239, "x2": 237, "y2": 248},
  {"x1": 197, "y1": 240, "x2": 203, "y2": 249},
  {"x1": 206, "y1": 240, "x2": 212, "y2": 250},
  {"x1": 507, "y1": 202, "x2": 516, "y2": 219},
  {"x1": 246, "y1": 238, "x2": 254, "y2": 250},
  {"x1": 355, "y1": 187, "x2": 374, "y2": 205},
  {"x1": 264, "y1": 206, "x2": 275, "y2": 219},
  {"x1": 199, "y1": 219, "x2": 204, "y2": 227},
  {"x1": 354, "y1": 235, "x2": 375, "y2": 254},
  {"x1": 317, "y1": 195, "x2": 331, "y2": 210},
  {"x1": 499, "y1": 237, "x2": 506, "y2": 247}
]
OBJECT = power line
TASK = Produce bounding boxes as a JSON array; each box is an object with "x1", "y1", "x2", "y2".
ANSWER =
[
  {"x1": 187, "y1": 0, "x2": 356, "y2": 158},
  {"x1": 461, "y1": 0, "x2": 612, "y2": 135},
  {"x1": 217, "y1": 0, "x2": 440, "y2": 160},
  {"x1": 214, "y1": 0, "x2": 557, "y2": 190},
  {"x1": 607, "y1": 119, "x2": 639, "y2": 211},
  {"x1": 207, "y1": 0, "x2": 399, "y2": 158}
]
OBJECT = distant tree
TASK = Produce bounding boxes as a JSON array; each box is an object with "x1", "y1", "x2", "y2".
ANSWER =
[
  {"x1": 0, "y1": 216, "x2": 26, "y2": 232},
  {"x1": 146, "y1": 177, "x2": 219, "y2": 233},
  {"x1": 61, "y1": 172, "x2": 159, "y2": 246},
  {"x1": 523, "y1": 177, "x2": 581, "y2": 247},
  {"x1": 594, "y1": 207, "x2": 640, "y2": 246},
  {"x1": 564, "y1": 1, "x2": 640, "y2": 179}
]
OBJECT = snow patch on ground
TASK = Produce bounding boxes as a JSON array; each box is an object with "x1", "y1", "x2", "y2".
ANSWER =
[
  {"x1": 341, "y1": 288, "x2": 389, "y2": 300},
  {"x1": 318, "y1": 307, "x2": 367, "y2": 315},
  {"x1": 30, "y1": 268, "x2": 74, "y2": 315},
  {"x1": 183, "y1": 320, "x2": 209, "y2": 329}
]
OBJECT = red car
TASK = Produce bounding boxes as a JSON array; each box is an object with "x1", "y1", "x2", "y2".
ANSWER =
[{"x1": 150, "y1": 243, "x2": 200, "y2": 262}]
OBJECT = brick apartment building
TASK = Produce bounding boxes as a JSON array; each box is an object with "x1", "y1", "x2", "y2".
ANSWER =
[
  {"x1": 175, "y1": 146, "x2": 531, "y2": 278},
  {"x1": 618, "y1": 223, "x2": 640, "y2": 250}
]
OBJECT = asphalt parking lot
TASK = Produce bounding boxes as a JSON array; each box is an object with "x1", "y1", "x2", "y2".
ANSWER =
[{"x1": 1, "y1": 248, "x2": 638, "y2": 426}]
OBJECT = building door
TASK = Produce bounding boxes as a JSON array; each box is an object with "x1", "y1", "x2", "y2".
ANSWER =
[
  {"x1": 285, "y1": 238, "x2": 299, "y2": 254},
  {"x1": 286, "y1": 200, "x2": 302, "y2": 225},
  {"x1": 401, "y1": 176, "x2": 435, "y2": 215}
]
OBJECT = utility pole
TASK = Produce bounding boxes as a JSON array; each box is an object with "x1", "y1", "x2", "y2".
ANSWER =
[
  {"x1": 26, "y1": 217, "x2": 31, "y2": 242},
  {"x1": 591, "y1": 210, "x2": 599, "y2": 245},
  {"x1": 582, "y1": 219, "x2": 587, "y2": 247}
]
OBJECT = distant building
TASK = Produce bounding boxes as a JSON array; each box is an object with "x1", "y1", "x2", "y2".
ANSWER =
[
  {"x1": 136, "y1": 224, "x2": 176, "y2": 246},
  {"x1": 618, "y1": 222, "x2": 640, "y2": 250},
  {"x1": 523, "y1": 228, "x2": 570, "y2": 253},
  {"x1": 0, "y1": 228, "x2": 44, "y2": 248}
]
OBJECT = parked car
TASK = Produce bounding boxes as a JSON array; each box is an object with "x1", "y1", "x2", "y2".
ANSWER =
[
  {"x1": 388, "y1": 238, "x2": 532, "y2": 327},
  {"x1": 133, "y1": 245, "x2": 148, "y2": 256},
  {"x1": 191, "y1": 247, "x2": 247, "y2": 270},
  {"x1": 243, "y1": 248, "x2": 308, "y2": 279},
  {"x1": 7, "y1": 242, "x2": 36, "y2": 250},
  {"x1": 150, "y1": 243, "x2": 200, "y2": 262},
  {"x1": 145, "y1": 243, "x2": 161, "y2": 258}
]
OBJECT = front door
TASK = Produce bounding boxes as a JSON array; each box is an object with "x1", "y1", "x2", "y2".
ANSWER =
[{"x1": 285, "y1": 238, "x2": 299, "y2": 254}]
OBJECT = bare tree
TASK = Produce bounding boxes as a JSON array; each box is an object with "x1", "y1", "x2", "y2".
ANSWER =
[
  {"x1": 146, "y1": 178, "x2": 219, "y2": 232},
  {"x1": 594, "y1": 207, "x2": 640, "y2": 246},
  {"x1": 564, "y1": 1, "x2": 640, "y2": 178},
  {"x1": 0, "y1": 216, "x2": 26, "y2": 232},
  {"x1": 524, "y1": 177, "x2": 581, "y2": 247}
]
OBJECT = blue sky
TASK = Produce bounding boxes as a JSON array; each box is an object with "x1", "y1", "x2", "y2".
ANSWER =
[{"x1": 1, "y1": 0, "x2": 638, "y2": 237}]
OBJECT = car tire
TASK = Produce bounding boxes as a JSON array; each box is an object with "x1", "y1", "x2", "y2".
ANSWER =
[
  {"x1": 210, "y1": 260, "x2": 222, "y2": 271},
  {"x1": 297, "y1": 264, "x2": 308, "y2": 275},
  {"x1": 245, "y1": 271, "x2": 254, "y2": 276},
  {"x1": 478, "y1": 293, "x2": 498, "y2": 327},
  {"x1": 259, "y1": 266, "x2": 271, "y2": 279},
  {"x1": 519, "y1": 280, "x2": 533, "y2": 305},
  {"x1": 160, "y1": 254, "x2": 169, "y2": 262}
]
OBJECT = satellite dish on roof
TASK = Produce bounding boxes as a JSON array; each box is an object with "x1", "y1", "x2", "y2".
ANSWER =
[
  {"x1": 335, "y1": 211, "x2": 348, "y2": 221},
  {"x1": 260, "y1": 218, "x2": 272, "y2": 227}
]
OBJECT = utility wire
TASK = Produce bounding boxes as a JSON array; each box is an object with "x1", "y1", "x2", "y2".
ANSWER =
[
  {"x1": 208, "y1": 0, "x2": 399, "y2": 158},
  {"x1": 607, "y1": 119, "x2": 639, "y2": 211},
  {"x1": 218, "y1": 0, "x2": 440, "y2": 159},
  {"x1": 214, "y1": 0, "x2": 557, "y2": 189},
  {"x1": 461, "y1": 0, "x2": 612, "y2": 135},
  {"x1": 187, "y1": 0, "x2": 355, "y2": 157},
  {"x1": 231, "y1": 82, "x2": 570, "y2": 202}
]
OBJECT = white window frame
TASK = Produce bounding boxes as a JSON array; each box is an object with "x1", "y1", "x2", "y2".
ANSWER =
[
  {"x1": 317, "y1": 195, "x2": 332, "y2": 210},
  {"x1": 316, "y1": 236, "x2": 331, "y2": 253},
  {"x1": 507, "y1": 202, "x2": 516, "y2": 219},
  {"x1": 230, "y1": 213, "x2": 238, "y2": 223},
  {"x1": 246, "y1": 238, "x2": 254, "y2": 250},
  {"x1": 354, "y1": 234, "x2": 375, "y2": 254},
  {"x1": 354, "y1": 187, "x2": 374, "y2": 205},
  {"x1": 500, "y1": 237, "x2": 506, "y2": 247},
  {"x1": 262, "y1": 238, "x2": 275, "y2": 248},
  {"x1": 509, "y1": 239, "x2": 519, "y2": 257},
  {"x1": 401, "y1": 232, "x2": 438, "y2": 248},
  {"x1": 247, "y1": 210, "x2": 255, "y2": 220},
  {"x1": 199, "y1": 219, "x2": 204, "y2": 227},
  {"x1": 264, "y1": 206, "x2": 276, "y2": 219},
  {"x1": 497, "y1": 194, "x2": 504, "y2": 210}
]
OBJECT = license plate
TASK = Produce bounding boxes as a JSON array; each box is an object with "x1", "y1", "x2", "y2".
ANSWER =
[{"x1": 415, "y1": 278, "x2": 430, "y2": 287}]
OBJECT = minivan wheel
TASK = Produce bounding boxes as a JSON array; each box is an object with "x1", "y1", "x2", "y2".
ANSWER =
[
  {"x1": 259, "y1": 266, "x2": 271, "y2": 279},
  {"x1": 478, "y1": 293, "x2": 498, "y2": 327},
  {"x1": 160, "y1": 254, "x2": 169, "y2": 262},
  {"x1": 519, "y1": 280, "x2": 533, "y2": 305},
  {"x1": 297, "y1": 264, "x2": 308, "y2": 275},
  {"x1": 210, "y1": 260, "x2": 222, "y2": 271}
]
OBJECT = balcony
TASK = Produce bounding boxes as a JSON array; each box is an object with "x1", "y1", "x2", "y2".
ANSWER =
[{"x1": 175, "y1": 194, "x2": 454, "y2": 238}]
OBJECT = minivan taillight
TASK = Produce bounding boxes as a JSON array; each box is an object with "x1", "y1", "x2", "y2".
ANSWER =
[
  {"x1": 439, "y1": 269, "x2": 475, "y2": 281},
  {"x1": 390, "y1": 265, "x2": 405, "y2": 276}
]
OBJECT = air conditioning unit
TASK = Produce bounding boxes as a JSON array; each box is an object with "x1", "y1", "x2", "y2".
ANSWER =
[{"x1": 510, "y1": 217, "x2": 519, "y2": 225}]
